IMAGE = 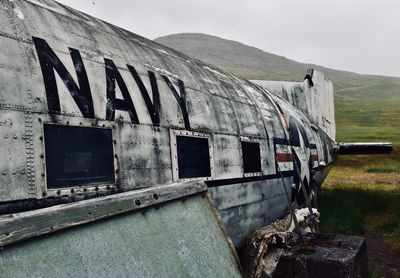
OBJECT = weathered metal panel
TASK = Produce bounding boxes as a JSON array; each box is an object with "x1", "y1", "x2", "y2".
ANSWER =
[
  {"x1": 185, "y1": 87, "x2": 218, "y2": 132},
  {"x1": 243, "y1": 81, "x2": 286, "y2": 139},
  {"x1": 260, "y1": 138, "x2": 275, "y2": 175},
  {"x1": 210, "y1": 180, "x2": 286, "y2": 211},
  {"x1": 209, "y1": 179, "x2": 290, "y2": 248},
  {"x1": 230, "y1": 100, "x2": 265, "y2": 137},
  {"x1": 206, "y1": 95, "x2": 240, "y2": 134},
  {"x1": 27, "y1": 114, "x2": 119, "y2": 199},
  {"x1": 0, "y1": 181, "x2": 207, "y2": 247},
  {"x1": 170, "y1": 129, "x2": 215, "y2": 182},
  {"x1": 252, "y1": 70, "x2": 335, "y2": 141},
  {"x1": 120, "y1": 124, "x2": 172, "y2": 189},
  {"x1": 270, "y1": 93, "x2": 336, "y2": 168},
  {"x1": 217, "y1": 195, "x2": 289, "y2": 248},
  {"x1": 0, "y1": 194, "x2": 242, "y2": 277},
  {"x1": 0, "y1": 36, "x2": 35, "y2": 108},
  {"x1": 213, "y1": 134, "x2": 242, "y2": 179},
  {"x1": 212, "y1": 135, "x2": 274, "y2": 180},
  {"x1": 0, "y1": 110, "x2": 28, "y2": 201}
]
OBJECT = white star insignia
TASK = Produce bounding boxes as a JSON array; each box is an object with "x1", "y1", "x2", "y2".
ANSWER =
[{"x1": 292, "y1": 125, "x2": 311, "y2": 193}]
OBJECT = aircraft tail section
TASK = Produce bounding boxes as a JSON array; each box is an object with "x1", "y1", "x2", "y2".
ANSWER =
[{"x1": 252, "y1": 69, "x2": 336, "y2": 141}]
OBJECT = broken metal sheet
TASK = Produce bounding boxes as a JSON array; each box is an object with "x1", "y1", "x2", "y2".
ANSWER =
[
  {"x1": 0, "y1": 181, "x2": 207, "y2": 247},
  {"x1": 241, "y1": 208, "x2": 321, "y2": 277}
]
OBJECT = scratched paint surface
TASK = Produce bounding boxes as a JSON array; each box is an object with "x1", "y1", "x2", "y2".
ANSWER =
[
  {"x1": 0, "y1": 0, "x2": 336, "y2": 250},
  {"x1": 0, "y1": 195, "x2": 242, "y2": 278},
  {"x1": 252, "y1": 70, "x2": 336, "y2": 141}
]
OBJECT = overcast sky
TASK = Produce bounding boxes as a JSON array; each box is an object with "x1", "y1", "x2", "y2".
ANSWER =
[{"x1": 57, "y1": 0, "x2": 400, "y2": 77}]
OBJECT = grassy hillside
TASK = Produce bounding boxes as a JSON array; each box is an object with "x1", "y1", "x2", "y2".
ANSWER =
[
  {"x1": 155, "y1": 33, "x2": 400, "y2": 98},
  {"x1": 155, "y1": 33, "x2": 400, "y2": 145}
]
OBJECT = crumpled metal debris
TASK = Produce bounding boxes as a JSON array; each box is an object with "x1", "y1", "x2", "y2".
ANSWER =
[{"x1": 241, "y1": 208, "x2": 320, "y2": 278}]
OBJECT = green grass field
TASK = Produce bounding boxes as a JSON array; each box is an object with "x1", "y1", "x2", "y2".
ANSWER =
[
  {"x1": 319, "y1": 165, "x2": 400, "y2": 276},
  {"x1": 334, "y1": 97, "x2": 400, "y2": 171},
  {"x1": 323, "y1": 95, "x2": 400, "y2": 276},
  {"x1": 322, "y1": 97, "x2": 400, "y2": 275},
  {"x1": 319, "y1": 165, "x2": 400, "y2": 248}
]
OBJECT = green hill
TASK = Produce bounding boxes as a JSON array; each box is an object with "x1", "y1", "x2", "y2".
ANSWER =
[{"x1": 155, "y1": 33, "x2": 400, "y2": 146}]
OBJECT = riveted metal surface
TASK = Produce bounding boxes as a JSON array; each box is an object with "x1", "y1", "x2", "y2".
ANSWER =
[
  {"x1": 212, "y1": 134, "x2": 242, "y2": 180},
  {"x1": 0, "y1": 110, "x2": 28, "y2": 201},
  {"x1": 120, "y1": 124, "x2": 172, "y2": 189},
  {"x1": 30, "y1": 114, "x2": 119, "y2": 199},
  {"x1": 170, "y1": 129, "x2": 215, "y2": 182},
  {"x1": 25, "y1": 111, "x2": 36, "y2": 197}
]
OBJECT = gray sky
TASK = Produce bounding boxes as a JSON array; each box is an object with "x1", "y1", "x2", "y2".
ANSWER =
[{"x1": 57, "y1": 0, "x2": 400, "y2": 77}]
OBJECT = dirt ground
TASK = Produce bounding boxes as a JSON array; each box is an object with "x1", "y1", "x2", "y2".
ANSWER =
[{"x1": 365, "y1": 231, "x2": 400, "y2": 278}]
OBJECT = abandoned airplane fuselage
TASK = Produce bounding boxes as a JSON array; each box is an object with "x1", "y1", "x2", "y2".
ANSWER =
[
  {"x1": 0, "y1": 0, "x2": 340, "y2": 266},
  {"x1": 0, "y1": 0, "x2": 337, "y2": 249}
]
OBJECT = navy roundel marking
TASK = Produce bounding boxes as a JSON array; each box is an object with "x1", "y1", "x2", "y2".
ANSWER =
[{"x1": 288, "y1": 116, "x2": 313, "y2": 206}]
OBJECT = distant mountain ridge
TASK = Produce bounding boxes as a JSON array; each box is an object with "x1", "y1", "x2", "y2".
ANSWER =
[{"x1": 154, "y1": 33, "x2": 400, "y2": 101}]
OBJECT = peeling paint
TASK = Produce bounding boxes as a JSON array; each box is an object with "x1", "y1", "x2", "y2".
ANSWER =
[
  {"x1": 203, "y1": 66, "x2": 228, "y2": 79},
  {"x1": 155, "y1": 48, "x2": 171, "y2": 56},
  {"x1": 144, "y1": 63, "x2": 179, "y2": 79},
  {"x1": 13, "y1": 8, "x2": 24, "y2": 19}
]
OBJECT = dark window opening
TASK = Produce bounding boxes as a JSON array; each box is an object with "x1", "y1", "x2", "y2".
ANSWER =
[
  {"x1": 177, "y1": 135, "x2": 211, "y2": 179},
  {"x1": 242, "y1": 141, "x2": 262, "y2": 173},
  {"x1": 44, "y1": 124, "x2": 115, "y2": 189}
]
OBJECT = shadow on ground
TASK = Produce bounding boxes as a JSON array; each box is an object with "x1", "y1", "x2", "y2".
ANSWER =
[{"x1": 319, "y1": 170, "x2": 400, "y2": 277}]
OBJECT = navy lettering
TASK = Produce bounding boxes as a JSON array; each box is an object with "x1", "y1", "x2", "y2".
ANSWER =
[
  {"x1": 105, "y1": 59, "x2": 139, "y2": 123},
  {"x1": 127, "y1": 65, "x2": 160, "y2": 126},
  {"x1": 33, "y1": 37, "x2": 94, "y2": 118},
  {"x1": 162, "y1": 76, "x2": 190, "y2": 130}
]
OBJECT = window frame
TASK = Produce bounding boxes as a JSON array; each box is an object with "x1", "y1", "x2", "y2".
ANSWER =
[
  {"x1": 42, "y1": 122, "x2": 118, "y2": 197},
  {"x1": 170, "y1": 129, "x2": 214, "y2": 182},
  {"x1": 240, "y1": 136, "x2": 263, "y2": 177}
]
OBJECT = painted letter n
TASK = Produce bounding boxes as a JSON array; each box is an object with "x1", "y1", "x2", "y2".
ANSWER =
[{"x1": 32, "y1": 37, "x2": 94, "y2": 118}]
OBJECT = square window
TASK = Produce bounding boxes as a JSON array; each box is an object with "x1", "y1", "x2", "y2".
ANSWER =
[
  {"x1": 44, "y1": 124, "x2": 115, "y2": 188},
  {"x1": 241, "y1": 141, "x2": 262, "y2": 173},
  {"x1": 176, "y1": 135, "x2": 211, "y2": 179}
]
